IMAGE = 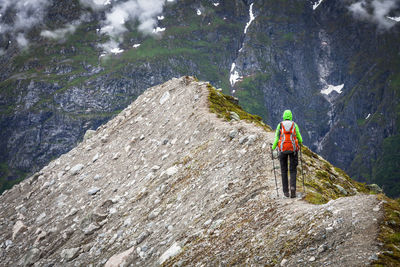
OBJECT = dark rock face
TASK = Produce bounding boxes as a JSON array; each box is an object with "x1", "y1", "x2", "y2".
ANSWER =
[{"x1": 0, "y1": 0, "x2": 399, "y2": 196}]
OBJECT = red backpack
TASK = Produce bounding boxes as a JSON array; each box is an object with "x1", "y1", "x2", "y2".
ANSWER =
[{"x1": 278, "y1": 121, "x2": 299, "y2": 154}]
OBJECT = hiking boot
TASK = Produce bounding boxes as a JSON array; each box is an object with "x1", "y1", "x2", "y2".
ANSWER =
[
  {"x1": 284, "y1": 192, "x2": 289, "y2": 198},
  {"x1": 290, "y1": 191, "x2": 296, "y2": 198}
]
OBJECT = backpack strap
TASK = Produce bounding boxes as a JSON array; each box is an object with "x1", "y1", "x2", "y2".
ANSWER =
[{"x1": 279, "y1": 122, "x2": 285, "y2": 152}]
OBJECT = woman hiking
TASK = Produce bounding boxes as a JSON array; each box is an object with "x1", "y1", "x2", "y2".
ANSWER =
[{"x1": 271, "y1": 110, "x2": 303, "y2": 198}]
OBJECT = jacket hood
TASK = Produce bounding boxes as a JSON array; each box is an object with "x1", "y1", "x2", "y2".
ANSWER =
[{"x1": 283, "y1": 110, "x2": 292, "y2": 120}]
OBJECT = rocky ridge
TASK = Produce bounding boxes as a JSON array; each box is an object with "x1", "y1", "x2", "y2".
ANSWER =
[{"x1": 0, "y1": 77, "x2": 387, "y2": 266}]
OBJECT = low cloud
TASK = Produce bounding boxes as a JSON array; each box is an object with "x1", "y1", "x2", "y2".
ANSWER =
[
  {"x1": 80, "y1": 0, "x2": 111, "y2": 11},
  {"x1": 41, "y1": 24, "x2": 78, "y2": 40},
  {"x1": 348, "y1": 0, "x2": 399, "y2": 29},
  {"x1": 0, "y1": 0, "x2": 50, "y2": 47},
  {"x1": 99, "y1": 0, "x2": 165, "y2": 52},
  {"x1": 0, "y1": 0, "x2": 50, "y2": 31},
  {"x1": 16, "y1": 33, "x2": 29, "y2": 48},
  {"x1": 0, "y1": 0, "x2": 168, "y2": 53}
]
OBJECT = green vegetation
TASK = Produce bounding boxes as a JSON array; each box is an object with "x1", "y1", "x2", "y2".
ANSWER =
[
  {"x1": 301, "y1": 148, "x2": 370, "y2": 205},
  {"x1": 372, "y1": 135, "x2": 400, "y2": 198},
  {"x1": 0, "y1": 163, "x2": 28, "y2": 194},
  {"x1": 207, "y1": 84, "x2": 272, "y2": 132},
  {"x1": 235, "y1": 73, "x2": 270, "y2": 121},
  {"x1": 372, "y1": 194, "x2": 400, "y2": 266}
]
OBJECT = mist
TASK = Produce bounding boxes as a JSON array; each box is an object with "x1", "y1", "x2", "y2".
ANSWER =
[{"x1": 348, "y1": 0, "x2": 399, "y2": 29}]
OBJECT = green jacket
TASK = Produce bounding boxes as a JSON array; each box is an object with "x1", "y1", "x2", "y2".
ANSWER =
[{"x1": 272, "y1": 110, "x2": 303, "y2": 150}]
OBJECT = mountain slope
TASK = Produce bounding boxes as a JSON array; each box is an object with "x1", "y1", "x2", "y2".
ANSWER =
[{"x1": 0, "y1": 77, "x2": 394, "y2": 266}]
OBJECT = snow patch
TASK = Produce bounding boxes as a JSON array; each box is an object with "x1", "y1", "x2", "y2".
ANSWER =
[
  {"x1": 159, "y1": 243, "x2": 181, "y2": 265},
  {"x1": 213, "y1": 2, "x2": 220, "y2": 6},
  {"x1": 230, "y1": 63, "x2": 243, "y2": 86},
  {"x1": 110, "y1": 48, "x2": 124, "y2": 54},
  {"x1": 388, "y1": 16, "x2": 400, "y2": 22},
  {"x1": 133, "y1": 44, "x2": 141, "y2": 48},
  {"x1": 244, "y1": 3, "x2": 255, "y2": 34},
  {"x1": 157, "y1": 15, "x2": 165, "y2": 20},
  {"x1": 153, "y1": 27, "x2": 166, "y2": 33},
  {"x1": 197, "y1": 9, "x2": 202, "y2": 15},
  {"x1": 366, "y1": 113, "x2": 371, "y2": 119},
  {"x1": 313, "y1": 0, "x2": 324, "y2": 10},
  {"x1": 321, "y1": 84, "x2": 344, "y2": 95}
]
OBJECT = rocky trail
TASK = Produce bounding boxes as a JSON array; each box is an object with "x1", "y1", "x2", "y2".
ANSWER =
[{"x1": 0, "y1": 77, "x2": 384, "y2": 266}]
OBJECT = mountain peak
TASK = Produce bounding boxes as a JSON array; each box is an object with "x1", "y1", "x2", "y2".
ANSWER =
[{"x1": 0, "y1": 76, "x2": 392, "y2": 266}]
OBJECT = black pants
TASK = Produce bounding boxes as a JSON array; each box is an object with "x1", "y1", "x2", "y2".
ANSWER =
[{"x1": 279, "y1": 152, "x2": 298, "y2": 194}]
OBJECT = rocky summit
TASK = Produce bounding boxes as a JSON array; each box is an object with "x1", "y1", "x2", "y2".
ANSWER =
[{"x1": 0, "y1": 77, "x2": 395, "y2": 266}]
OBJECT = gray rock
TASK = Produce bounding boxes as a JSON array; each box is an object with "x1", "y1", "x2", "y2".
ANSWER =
[
  {"x1": 366, "y1": 184, "x2": 383, "y2": 194},
  {"x1": 247, "y1": 134, "x2": 257, "y2": 145},
  {"x1": 136, "y1": 231, "x2": 150, "y2": 245},
  {"x1": 229, "y1": 129, "x2": 238, "y2": 139},
  {"x1": 369, "y1": 253, "x2": 378, "y2": 261},
  {"x1": 101, "y1": 135, "x2": 109, "y2": 143},
  {"x1": 83, "y1": 130, "x2": 96, "y2": 141},
  {"x1": 88, "y1": 188, "x2": 100, "y2": 195},
  {"x1": 57, "y1": 171, "x2": 65, "y2": 179},
  {"x1": 22, "y1": 248, "x2": 41, "y2": 266},
  {"x1": 148, "y1": 208, "x2": 162, "y2": 220},
  {"x1": 94, "y1": 174, "x2": 102, "y2": 181},
  {"x1": 239, "y1": 136, "x2": 248, "y2": 144},
  {"x1": 61, "y1": 247, "x2": 80, "y2": 261},
  {"x1": 36, "y1": 212, "x2": 46, "y2": 223},
  {"x1": 104, "y1": 246, "x2": 135, "y2": 267},
  {"x1": 160, "y1": 91, "x2": 170, "y2": 105},
  {"x1": 83, "y1": 223, "x2": 100, "y2": 235},
  {"x1": 318, "y1": 244, "x2": 327, "y2": 253},
  {"x1": 12, "y1": 220, "x2": 28, "y2": 240},
  {"x1": 230, "y1": 111, "x2": 240, "y2": 121},
  {"x1": 325, "y1": 227, "x2": 334, "y2": 233},
  {"x1": 5, "y1": 240, "x2": 12, "y2": 248},
  {"x1": 309, "y1": 256, "x2": 316, "y2": 262},
  {"x1": 92, "y1": 153, "x2": 99, "y2": 162},
  {"x1": 70, "y1": 164, "x2": 84, "y2": 175},
  {"x1": 151, "y1": 165, "x2": 161, "y2": 172},
  {"x1": 334, "y1": 184, "x2": 347, "y2": 195},
  {"x1": 280, "y1": 258, "x2": 288, "y2": 266}
]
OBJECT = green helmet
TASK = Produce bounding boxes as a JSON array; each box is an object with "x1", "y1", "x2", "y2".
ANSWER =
[{"x1": 283, "y1": 110, "x2": 292, "y2": 120}]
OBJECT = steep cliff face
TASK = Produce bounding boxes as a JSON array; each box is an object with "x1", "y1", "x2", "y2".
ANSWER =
[
  {"x1": 0, "y1": 0, "x2": 399, "y2": 196},
  {"x1": 1, "y1": 77, "x2": 393, "y2": 266}
]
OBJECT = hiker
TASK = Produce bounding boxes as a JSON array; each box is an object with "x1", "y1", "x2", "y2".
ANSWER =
[{"x1": 271, "y1": 110, "x2": 303, "y2": 198}]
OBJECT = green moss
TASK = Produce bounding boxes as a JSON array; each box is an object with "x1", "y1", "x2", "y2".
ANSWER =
[
  {"x1": 301, "y1": 146, "x2": 318, "y2": 159},
  {"x1": 207, "y1": 84, "x2": 272, "y2": 132},
  {"x1": 316, "y1": 170, "x2": 329, "y2": 180},
  {"x1": 304, "y1": 191, "x2": 328, "y2": 205},
  {"x1": 372, "y1": 194, "x2": 400, "y2": 266}
]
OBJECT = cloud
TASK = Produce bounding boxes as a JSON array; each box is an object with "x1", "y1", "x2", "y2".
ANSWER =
[
  {"x1": 0, "y1": 0, "x2": 50, "y2": 31},
  {"x1": 348, "y1": 0, "x2": 399, "y2": 29},
  {"x1": 41, "y1": 24, "x2": 78, "y2": 40},
  {"x1": 16, "y1": 33, "x2": 29, "y2": 48},
  {"x1": 99, "y1": 0, "x2": 166, "y2": 53},
  {"x1": 0, "y1": 0, "x2": 167, "y2": 53},
  {"x1": 80, "y1": 0, "x2": 112, "y2": 11},
  {"x1": 0, "y1": 0, "x2": 50, "y2": 47}
]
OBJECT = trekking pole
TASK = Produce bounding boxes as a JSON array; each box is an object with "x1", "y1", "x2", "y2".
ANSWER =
[
  {"x1": 270, "y1": 144, "x2": 279, "y2": 198},
  {"x1": 300, "y1": 144, "x2": 305, "y2": 194}
]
